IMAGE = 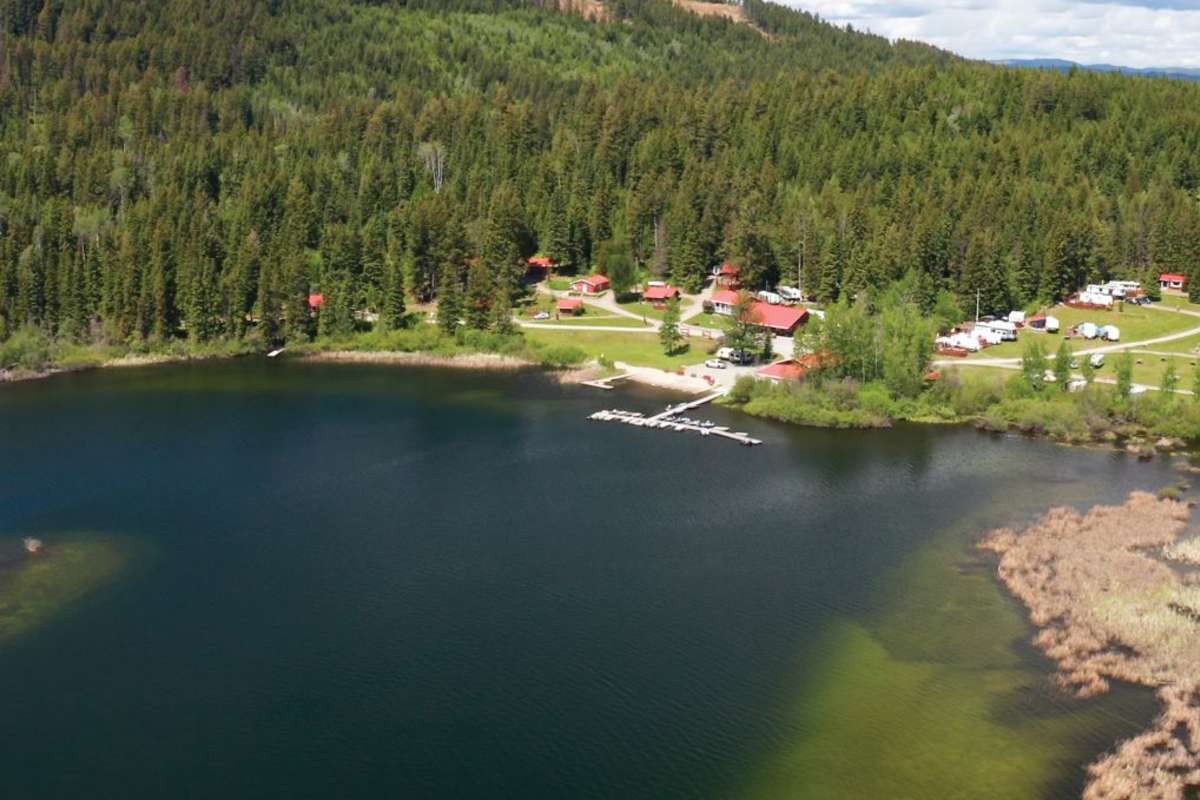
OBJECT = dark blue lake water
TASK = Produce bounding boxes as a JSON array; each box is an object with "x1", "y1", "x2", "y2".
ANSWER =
[{"x1": 0, "y1": 360, "x2": 1175, "y2": 798}]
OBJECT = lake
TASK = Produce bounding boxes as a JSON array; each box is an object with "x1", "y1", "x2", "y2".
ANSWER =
[{"x1": 0, "y1": 360, "x2": 1177, "y2": 798}]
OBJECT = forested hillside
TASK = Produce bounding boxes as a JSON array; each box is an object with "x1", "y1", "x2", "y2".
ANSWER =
[{"x1": 0, "y1": 0, "x2": 1198, "y2": 347}]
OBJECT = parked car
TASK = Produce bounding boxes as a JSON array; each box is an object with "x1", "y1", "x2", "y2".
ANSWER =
[
  {"x1": 757, "y1": 290, "x2": 784, "y2": 305},
  {"x1": 1132, "y1": 296, "x2": 1152, "y2": 305},
  {"x1": 1089, "y1": 353, "x2": 1106, "y2": 368},
  {"x1": 533, "y1": 310, "x2": 550, "y2": 320},
  {"x1": 704, "y1": 358, "x2": 727, "y2": 369}
]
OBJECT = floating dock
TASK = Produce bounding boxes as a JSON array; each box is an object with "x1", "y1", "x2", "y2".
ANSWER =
[
  {"x1": 581, "y1": 373, "x2": 631, "y2": 390},
  {"x1": 588, "y1": 391, "x2": 763, "y2": 446}
]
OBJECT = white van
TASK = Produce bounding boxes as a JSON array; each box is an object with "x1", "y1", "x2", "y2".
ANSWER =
[{"x1": 757, "y1": 291, "x2": 783, "y2": 305}]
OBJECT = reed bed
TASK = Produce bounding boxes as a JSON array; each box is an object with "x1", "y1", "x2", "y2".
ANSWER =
[{"x1": 982, "y1": 492, "x2": 1200, "y2": 799}]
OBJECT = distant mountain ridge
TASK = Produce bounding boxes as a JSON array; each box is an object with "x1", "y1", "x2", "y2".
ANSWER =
[{"x1": 998, "y1": 58, "x2": 1200, "y2": 82}]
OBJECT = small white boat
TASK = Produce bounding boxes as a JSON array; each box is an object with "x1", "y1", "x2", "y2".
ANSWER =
[{"x1": 267, "y1": 347, "x2": 286, "y2": 358}]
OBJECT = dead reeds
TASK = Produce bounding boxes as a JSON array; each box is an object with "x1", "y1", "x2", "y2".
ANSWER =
[{"x1": 982, "y1": 492, "x2": 1200, "y2": 799}]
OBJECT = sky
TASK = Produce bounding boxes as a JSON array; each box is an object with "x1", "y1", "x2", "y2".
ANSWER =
[{"x1": 785, "y1": 1, "x2": 1200, "y2": 68}]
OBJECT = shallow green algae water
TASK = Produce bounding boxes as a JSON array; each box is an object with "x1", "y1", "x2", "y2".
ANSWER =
[
  {"x1": 0, "y1": 535, "x2": 132, "y2": 643},
  {"x1": 749, "y1": 507, "x2": 1158, "y2": 800}
]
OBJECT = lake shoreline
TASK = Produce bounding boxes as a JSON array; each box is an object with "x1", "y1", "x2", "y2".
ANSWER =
[
  {"x1": 0, "y1": 346, "x2": 607, "y2": 388},
  {"x1": 5, "y1": 346, "x2": 1196, "y2": 459}
]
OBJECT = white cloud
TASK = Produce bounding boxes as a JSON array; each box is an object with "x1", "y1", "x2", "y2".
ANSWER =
[{"x1": 786, "y1": 0, "x2": 1200, "y2": 67}]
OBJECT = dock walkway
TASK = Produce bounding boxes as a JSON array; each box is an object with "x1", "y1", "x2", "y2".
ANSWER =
[{"x1": 587, "y1": 390, "x2": 763, "y2": 446}]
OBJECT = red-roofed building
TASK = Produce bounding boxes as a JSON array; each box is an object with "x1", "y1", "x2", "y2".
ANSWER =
[
  {"x1": 528, "y1": 256, "x2": 558, "y2": 270},
  {"x1": 715, "y1": 263, "x2": 742, "y2": 289},
  {"x1": 757, "y1": 353, "x2": 834, "y2": 383},
  {"x1": 308, "y1": 294, "x2": 325, "y2": 311},
  {"x1": 557, "y1": 297, "x2": 583, "y2": 315},
  {"x1": 642, "y1": 283, "x2": 681, "y2": 302},
  {"x1": 757, "y1": 360, "x2": 808, "y2": 383},
  {"x1": 748, "y1": 302, "x2": 808, "y2": 336},
  {"x1": 711, "y1": 289, "x2": 741, "y2": 315},
  {"x1": 571, "y1": 274, "x2": 610, "y2": 295},
  {"x1": 1160, "y1": 273, "x2": 1187, "y2": 291}
]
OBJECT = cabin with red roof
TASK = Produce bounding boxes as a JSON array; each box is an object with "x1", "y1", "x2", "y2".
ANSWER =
[
  {"x1": 711, "y1": 289, "x2": 740, "y2": 315},
  {"x1": 571, "y1": 274, "x2": 610, "y2": 295},
  {"x1": 1160, "y1": 273, "x2": 1187, "y2": 291},
  {"x1": 556, "y1": 297, "x2": 583, "y2": 316},
  {"x1": 528, "y1": 256, "x2": 558, "y2": 271},
  {"x1": 642, "y1": 283, "x2": 681, "y2": 303},
  {"x1": 715, "y1": 263, "x2": 742, "y2": 289},
  {"x1": 749, "y1": 302, "x2": 809, "y2": 335},
  {"x1": 711, "y1": 289, "x2": 808, "y2": 335},
  {"x1": 756, "y1": 353, "x2": 832, "y2": 383}
]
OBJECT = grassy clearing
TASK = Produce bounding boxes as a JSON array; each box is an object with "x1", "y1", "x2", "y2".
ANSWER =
[
  {"x1": 684, "y1": 310, "x2": 725, "y2": 329},
  {"x1": 526, "y1": 314, "x2": 648, "y2": 329},
  {"x1": 616, "y1": 300, "x2": 670, "y2": 321},
  {"x1": 524, "y1": 297, "x2": 648, "y2": 328},
  {"x1": 967, "y1": 303, "x2": 1199, "y2": 361},
  {"x1": 1128, "y1": 331, "x2": 1200, "y2": 356},
  {"x1": 952, "y1": 359, "x2": 1187, "y2": 393},
  {"x1": 1156, "y1": 294, "x2": 1200, "y2": 310},
  {"x1": 521, "y1": 327, "x2": 712, "y2": 370}
]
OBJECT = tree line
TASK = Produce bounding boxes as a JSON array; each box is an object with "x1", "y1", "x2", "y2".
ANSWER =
[{"x1": 1, "y1": 0, "x2": 1199, "y2": 348}]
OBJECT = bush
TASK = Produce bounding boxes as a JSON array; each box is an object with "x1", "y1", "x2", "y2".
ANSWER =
[
  {"x1": 952, "y1": 373, "x2": 1005, "y2": 416},
  {"x1": 726, "y1": 377, "x2": 892, "y2": 429},
  {"x1": 0, "y1": 327, "x2": 52, "y2": 372},
  {"x1": 533, "y1": 343, "x2": 587, "y2": 368}
]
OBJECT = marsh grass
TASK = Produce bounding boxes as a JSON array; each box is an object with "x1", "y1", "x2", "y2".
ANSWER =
[{"x1": 982, "y1": 493, "x2": 1200, "y2": 798}]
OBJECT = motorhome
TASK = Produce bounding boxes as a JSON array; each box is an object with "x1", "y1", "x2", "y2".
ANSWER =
[
  {"x1": 975, "y1": 320, "x2": 1018, "y2": 342},
  {"x1": 776, "y1": 286, "x2": 804, "y2": 303}
]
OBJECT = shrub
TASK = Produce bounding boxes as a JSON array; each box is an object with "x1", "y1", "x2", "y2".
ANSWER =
[
  {"x1": 534, "y1": 343, "x2": 587, "y2": 368},
  {"x1": 0, "y1": 327, "x2": 52, "y2": 372}
]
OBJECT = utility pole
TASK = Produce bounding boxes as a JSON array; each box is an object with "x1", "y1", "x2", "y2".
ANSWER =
[
  {"x1": 975, "y1": 289, "x2": 981, "y2": 323},
  {"x1": 798, "y1": 238, "x2": 805, "y2": 297}
]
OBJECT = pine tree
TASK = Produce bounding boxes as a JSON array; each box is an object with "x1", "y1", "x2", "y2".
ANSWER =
[
  {"x1": 282, "y1": 251, "x2": 311, "y2": 343},
  {"x1": 489, "y1": 275, "x2": 516, "y2": 335},
  {"x1": 464, "y1": 259, "x2": 492, "y2": 330},
  {"x1": 437, "y1": 264, "x2": 463, "y2": 335},
  {"x1": 382, "y1": 252, "x2": 407, "y2": 331}
]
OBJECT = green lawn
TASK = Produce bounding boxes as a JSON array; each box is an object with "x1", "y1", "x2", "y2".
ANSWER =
[
  {"x1": 1157, "y1": 294, "x2": 1199, "y2": 310},
  {"x1": 526, "y1": 313, "x2": 647, "y2": 329},
  {"x1": 966, "y1": 303, "x2": 1199, "y2": 361},
  {"x1": 685, "y1": 310, "x2": 725, "y2": 329},
  {"x1": 1127, "y1": 331, "x2": 1200, "y2": 356},
  {"x1": 521, "y1": 328, "x2": 714, "y2": 370},
  {"x1": 950, "y1": 355, "x2": 1199, "y2": 393},
  {"x1": 616, "y1": 300, "x2": 669, "y2": 321},
  {"x1": 523, "y1": 297, "x2": 648, "y2": 328}
]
